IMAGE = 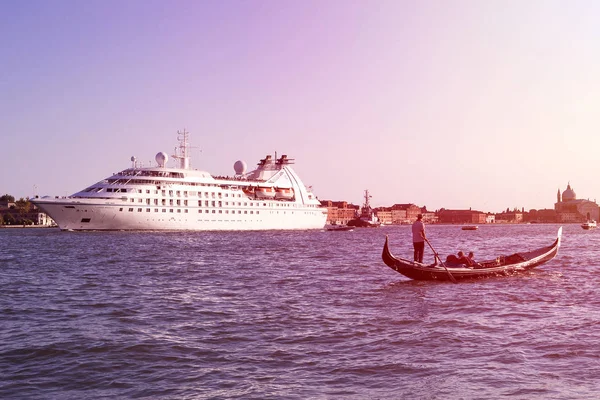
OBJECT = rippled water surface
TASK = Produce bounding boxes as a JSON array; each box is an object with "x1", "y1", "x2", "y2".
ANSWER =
[{"x1": 1, "y1": 224, "x2": 600, "y2": 399}]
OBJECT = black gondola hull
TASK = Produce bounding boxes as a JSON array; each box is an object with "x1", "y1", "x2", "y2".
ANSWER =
[{"x1": 381, "y1": 227, "x2": 562, "y2": 282}]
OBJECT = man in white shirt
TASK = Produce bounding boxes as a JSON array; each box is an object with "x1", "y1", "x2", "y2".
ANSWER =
[{"x1": 412, "y1": 214, "x2": 426, "y2": 263}]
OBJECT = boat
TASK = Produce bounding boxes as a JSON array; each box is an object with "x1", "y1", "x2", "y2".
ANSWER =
[
  {"x1": 462, "y1": 225, "x2": 478, "y2": 230},
  {"x1": 381, "y1": 227, "x2": 562, "y2": 281},
  {"x1": 31, "y1": 130, "x2": 328, "y2": 231},
  {"x1": 347, "y1": 190, "x2": 381, "y2": 228},
  {"x1": 325, "y1": 224, "x2": 354, "y2": 232},
  {"x1": 255, "y1": 186, "x2": 276, "y2": 198},
  {"x1": 582, "y1": 220, "x2": 597, "y2": 230},
  {"x1": 275, "y1": 187, "x2": 295, "y2": 200}
]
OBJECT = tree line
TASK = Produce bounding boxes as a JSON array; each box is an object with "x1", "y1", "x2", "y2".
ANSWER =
[{"x1": 0, "y1": 194, "x2": 35, "y2": 225}]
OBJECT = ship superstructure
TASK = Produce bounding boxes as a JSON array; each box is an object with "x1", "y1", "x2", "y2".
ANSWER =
[
  {"x1": 32, "y1": 130, "x2": 327, "y2": 231},
  {"x1": 347, "y1": 189, "x2": 381, "y2": 227}
]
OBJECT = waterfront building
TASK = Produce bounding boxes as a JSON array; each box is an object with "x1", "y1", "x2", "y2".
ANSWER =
[
  {"x1": 391, "y1": 203, "x2": 421, "y2": 224},
  {"x1": 390, "y1": 208, "x2": 407, "y2": 224},
  {"x1": 495, "y1": 209, "x2": 523, "y2": 223},
  {"x1": 554, "y1": 183, "x2": 599, "y2": 222},
  {"x1": 321, "y1": 200, "x2": 359, "y2": 225},
  {"x1": 422, "y1": 210, "x2": 437, "y2": 224},
  {"x1": 374, "y1": 208, "x2": 393, "y2": 225},
  {"x1": 526, "y1": 208, "x2": 558, "y2": 223},
  {"x1": 437, "y1": 209, "x2": 487, "y2": 224}
]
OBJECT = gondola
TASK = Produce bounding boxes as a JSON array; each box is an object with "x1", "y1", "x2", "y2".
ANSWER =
[{"x1": 381, "y1": 227, "x2": 562, "y2": 281}]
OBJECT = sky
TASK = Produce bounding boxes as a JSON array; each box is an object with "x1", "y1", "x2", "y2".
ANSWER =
[{"x1": 2, "y1": 0, "x2": 600, "y2": 213}]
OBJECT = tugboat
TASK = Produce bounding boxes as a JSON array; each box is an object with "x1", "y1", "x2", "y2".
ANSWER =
[{"x1": 347, "y1": 190, "x2": 381, "y2": 228}]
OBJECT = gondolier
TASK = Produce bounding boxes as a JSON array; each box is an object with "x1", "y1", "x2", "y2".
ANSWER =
[{"x1": 412, "y1": 214, "x2": 426, "y2": 263}]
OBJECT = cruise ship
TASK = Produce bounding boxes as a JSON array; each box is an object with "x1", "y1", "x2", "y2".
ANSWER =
[{"x1": 31, "y1": 130, "x2": 328, "y2": 231}]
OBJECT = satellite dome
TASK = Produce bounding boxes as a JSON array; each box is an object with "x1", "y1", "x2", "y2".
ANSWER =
[
  {"x1": 155, "y1": 152, "x2": 168, "y2": 167},
  {"x1": 562, "y1": 184, "x2": 576, "y2": 202},
  {"x1": 234, "y1": 160, "x2": 247, "y2": 175},
  {"x1": 131, "y1": 156, "x2": 136, "y2": 162}
]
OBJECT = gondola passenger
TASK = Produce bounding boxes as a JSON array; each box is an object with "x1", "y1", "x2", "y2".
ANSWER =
[
  {"x1": 446, "y1": 251, "x2": 475, "y2": 267},
  {"x1": 468, "y1": 252, "x2": 483, "y2": 268}
]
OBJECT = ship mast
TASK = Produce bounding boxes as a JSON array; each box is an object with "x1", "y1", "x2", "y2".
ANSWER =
[
  {"x1": 363, "y1": 189, "x2": 372, "y2": 209},
  {"x1": 171, "y1": 129, "x2": 190, "y2": 169}
]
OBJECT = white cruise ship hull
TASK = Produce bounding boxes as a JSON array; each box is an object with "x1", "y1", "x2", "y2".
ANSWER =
[{"x1": 34, "y1": 198, "x2": 327, "y2": 231}]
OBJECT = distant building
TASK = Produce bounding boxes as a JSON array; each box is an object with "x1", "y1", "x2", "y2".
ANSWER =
[
  {"x1": 321, "y1": 200, "x2": 359, "y2": 225},
  {"x1": 36, "y1": 212, "x2": 55, "y2": 226},
  {"x1": 526, "y1": 209, "x2": 557, "y2": 223},
  {"x1": 0, "y1": 200, "x2": 15, "y2": 209},
  {"x1": 554, "y1": 183, "x2": 599, "y2": 222},
  {"x1": 422, "y1": 210, "x2": 438, "y2": 224},
  {"x1": 437, "y1": 209, "x2": 487, "y2": 224},
  {"x1": 390, "y1": 208, "x2": 407, "y2": 224},
  {"x1": 495, "y1": 209, "x2": 523, "y2": 223},
  {"x1": 374, "y1": 208, "x2": 393, "y2": 225},
  {"x1": 391, "y1": 204, "x2": 421, "y2": 224}
]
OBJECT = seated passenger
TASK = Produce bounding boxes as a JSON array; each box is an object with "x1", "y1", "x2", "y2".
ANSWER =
[
  {"x1": 445, "y1": 251, "x2": 473, "y2": 267},
  {"x1": 446, "y1": 254, "x2": 459, "y2": 264},
  {"x1": 468, "y1": 251, "x2": 482, "y2": 268},
  {"x1": 457, "y1": 251, "x2": 474, "y2": 267},
  {"x1": 456, "y1": 251, "x2": 471, "y2": 265}
]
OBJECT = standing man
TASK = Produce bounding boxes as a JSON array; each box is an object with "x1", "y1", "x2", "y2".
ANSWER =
[{"x1": 412, "y1": 214, "x2": 426, "y2": 263}]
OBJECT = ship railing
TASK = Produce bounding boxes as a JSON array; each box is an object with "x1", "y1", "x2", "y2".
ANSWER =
[{"x1": 122, "y1": 170, "x2": 143, "y2": 185}]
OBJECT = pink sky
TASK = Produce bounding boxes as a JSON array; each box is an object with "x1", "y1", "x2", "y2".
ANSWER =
[{"x1": 2, "y1": 0, "x2": 600, "y2": 212}]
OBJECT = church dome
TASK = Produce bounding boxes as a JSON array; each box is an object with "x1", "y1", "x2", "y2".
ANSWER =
[{"x1": 562, "y1": 184, "x2": 576, "y2": 202}]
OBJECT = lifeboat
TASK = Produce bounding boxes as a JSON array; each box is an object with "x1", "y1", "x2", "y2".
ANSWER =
[
  {"x1": 275, "y1": 187, "x2": 295, "y2": 200},
  {"x1": 255, "y1": 186, "x2": 276, "y2": 198}
]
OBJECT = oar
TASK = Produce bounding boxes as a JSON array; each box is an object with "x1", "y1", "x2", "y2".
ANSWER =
[{"x1": 424, "y1": 238, "x2": 457, "y2": 284}]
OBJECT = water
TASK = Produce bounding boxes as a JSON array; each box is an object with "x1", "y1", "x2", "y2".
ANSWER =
[{"x1": 1, "y1": 224, "x2": 599, "y2": 399}]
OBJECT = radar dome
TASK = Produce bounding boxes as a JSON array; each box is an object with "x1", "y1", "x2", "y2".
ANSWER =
[
  {"x1": 155, "y1": 152, "x2": 168, "y2": 167},
  {"x1": 131, "y1": 156, "x2": 136, "y2": 162},
  {"x1": 234, "y1": 160, "x2": 247, "y2": 175}
]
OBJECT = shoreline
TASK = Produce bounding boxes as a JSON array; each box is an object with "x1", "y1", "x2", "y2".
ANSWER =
[{"x1": 0, "y1": 225, "x2": 58, "y2": 229}]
